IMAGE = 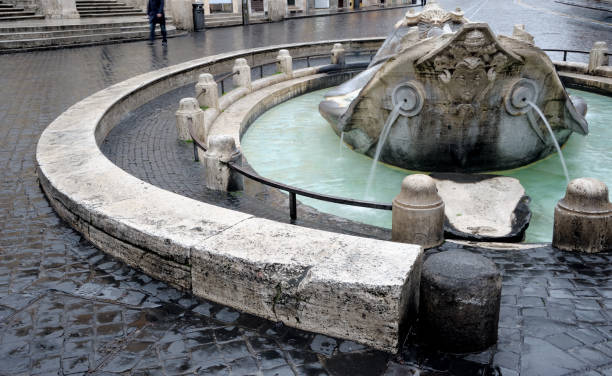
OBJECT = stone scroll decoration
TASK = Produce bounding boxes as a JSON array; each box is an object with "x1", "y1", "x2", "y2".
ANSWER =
[{"x1": 415, "y1": 25, "x2": 523, "y2": 130}]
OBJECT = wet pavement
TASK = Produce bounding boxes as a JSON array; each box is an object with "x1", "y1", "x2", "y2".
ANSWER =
[{"x1": 1, "y1": 0, "x2": 611, "y2": 374}]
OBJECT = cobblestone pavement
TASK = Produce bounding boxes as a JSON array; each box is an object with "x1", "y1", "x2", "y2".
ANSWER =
[{"x1": 1, "y1": 1, "x2": 611, "y2": 375}]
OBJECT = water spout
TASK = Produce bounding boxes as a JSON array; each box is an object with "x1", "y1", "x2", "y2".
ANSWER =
[
  {"x1": 527, "y1": 101, "x2": 570, "y2": 185},
  {"x1": 338, "y1": 132, "x2": 345, "y2": 158},
  {"x1": 365, "y1": 103, "x2": 402, "y2": 197}
]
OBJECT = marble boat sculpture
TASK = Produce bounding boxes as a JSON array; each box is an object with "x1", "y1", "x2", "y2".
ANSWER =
[{"x1": 319, "y1": 1, "x2": 588, "y2": 172}]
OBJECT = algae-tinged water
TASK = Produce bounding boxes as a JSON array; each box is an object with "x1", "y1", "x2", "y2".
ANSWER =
[{"x1": 241, "y1": 88, "x2": 612, "y2": 243}]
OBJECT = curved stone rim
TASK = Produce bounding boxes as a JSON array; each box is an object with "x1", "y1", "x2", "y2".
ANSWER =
[{"x1": 35, "y1": 39, "x2": 425, "y2": 353}]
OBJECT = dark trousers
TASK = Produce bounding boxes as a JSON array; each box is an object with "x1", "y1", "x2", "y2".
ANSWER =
[{"x1": 149, "y1": 17, "x2": 167, "y2": 42}]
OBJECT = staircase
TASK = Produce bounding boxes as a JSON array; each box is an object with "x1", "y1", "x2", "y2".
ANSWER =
[
  {"x1": 0, "y1": 0, "x2": 43, "y2": 21},
  {"x1": 0, "y1": 19, "x2": 183, "y2": 52},
  {"x1": 76, "y1": 0, "x2": 146, "y2": 18},
  {"x1": 204, "y1": 12, "x2": 267, "y2": 28}
]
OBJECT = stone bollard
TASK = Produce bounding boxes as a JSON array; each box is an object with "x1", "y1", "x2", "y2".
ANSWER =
[
  {"x1": 175, "y1": 98, "x2": 205, "y2": 142},
  {"x1": 392, "y1": 174, "x2": 445, "y2": 248},
  {"x1": 588, "y1": 41, "x2": 609, "y2": 73},
  {"x1": 232, "y1": 58, "x2": 252, "y2": 90},
  {"x1": 276, "y1": 49, "x2": 293, "y2": 77},
  {"x1": 553, "y1": 178, "x2": 612, "y2": 253},
  {"x1": 195, "y1": 73, "x2": 219, "y2": 110},
  {"x1": 268, "y1": 0, "x2": 285, "y2": 22},
  {"x1": 419, "y1": 249, "x2": 502, "y2": 352},
  {"x1": 203, "y1": 135, "x2": 243, "y2": 191},
  {"x1": 331, "y1": 43, "x2": 346, "y2": 66}
]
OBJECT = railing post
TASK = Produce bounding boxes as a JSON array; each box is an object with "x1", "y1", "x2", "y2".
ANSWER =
[
  {"x1": 195, "y1": 73, "x2": 220, "y2": 110},
  {"x1": 289, "y1": 192, "x2": 297, "y2": 221},
  {"x1": 203, "y1": 135, "x2": 243, "y2": 191},
  {"x1": 220, "y1": 80, "x2": 225, "y2": 96},
  {"x1": 260, "y1": 65, "x2": 264, "y2": 78},
  {"x1": 563, "y1": 50, "x2": 568, "y2": 62},
  {"x1": 331, "y1": 43, "x2": 346, "y2": 66},
  {"x1": 588, "y1": 41, "x2": 609, "y2": 74},
  {"x1": 233, "y1": 58, "x2": 252, "y2": 90},
  {"x1": 276, "y1": 49, "x2": 293, "y2": 77},
  {"x1": 392, "y1": 174, "x2": 445, "y2": 248},
  {"x1": 175, "y1": 97, "x2": 205, "y2": 142}
]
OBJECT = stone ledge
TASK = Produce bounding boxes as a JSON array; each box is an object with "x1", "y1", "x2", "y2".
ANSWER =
[{"x1": 36, "y1": 40, "x2": 423, "y2": 353}]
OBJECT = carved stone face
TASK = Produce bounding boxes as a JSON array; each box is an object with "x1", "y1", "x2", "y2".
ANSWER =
[{"x1": 449, "y1": 62, "x2": 488, "y2": 102}]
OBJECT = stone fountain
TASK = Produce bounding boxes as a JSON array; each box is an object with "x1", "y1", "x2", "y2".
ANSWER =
[{"x1": 319, "y1": 0, "x2": 589, "y2": 172}]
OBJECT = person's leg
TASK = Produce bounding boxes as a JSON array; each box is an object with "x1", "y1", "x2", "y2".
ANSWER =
[
  {"x1": 160, "y1": 18, "x2": 167, "y2": 43},
  {"x1": 149, "y1": 20, "x2": 156, "y2": 42}
]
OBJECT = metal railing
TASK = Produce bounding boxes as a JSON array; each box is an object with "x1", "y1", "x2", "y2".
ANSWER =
[
  {"x1": 188, "y1": 50, "x2": 392, "y2": 221},
  {"x1": 227, "y1": 161, "x2": 392, "y2": 221},
  {"x1": 542, "y1": 48, "x2": 611, "y2": 62}
]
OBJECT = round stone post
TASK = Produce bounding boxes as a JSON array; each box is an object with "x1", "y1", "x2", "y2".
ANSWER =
[
  {"x1": 203, "y1": 135, "x2": 243, "y2": 192},
  {"x1": 588, "y1": 41, "x2": 609, "y2": 73},
  {"x1": 276, "y1": 49, "x2": 293, "y2": 77},
  {"x1": 392, "y1": 174, "x2": 445, "y2": 248},
  {"x1": 419, "y1": 250, "x2": 502, "y2": 352},
  {"x1": 331, "y1": 43, "x2": 346, "y2": 66},
  {"x1": 553, "y1": 178, "x2": 612, "y2": 253},
  {"x1": 232, "y1": 58, "x2": 252, "y2": 90},
  {"x1": 195, "y1": 73, "x2": 219, "y2": 110},
  {"x1": 175, "y1": 98, "x2": 205, "y2": 141}
]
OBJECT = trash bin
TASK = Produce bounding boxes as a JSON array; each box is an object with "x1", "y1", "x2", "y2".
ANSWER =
[{"x1": 193, "y1": 2, "x2": 205, "y2": 31}]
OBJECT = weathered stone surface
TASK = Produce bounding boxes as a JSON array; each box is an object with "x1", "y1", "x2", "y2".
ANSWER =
[
  {"x1": 175, "y1": 97, "x2": 205, "y2": 141},
  {"x1": 320, "y1": 5, "x2": 589, "y2": 172},
  {"x1": 392, "y1": 174, "x2": 445, "y2": 248},
  {"x1": 203, "y1": 135, "x2": 243, "y2": 191},
  {"x1": 195, "y1": 73, "x2": 219, "y2": 109},
  {"x1": 276, "y1": 49, "x2": 293, "y2": 77},
  {"x1": 192, "y1": 217, "x2": 423, "y2": 352},
  {"x1": 36, "y1": 41, "x2": 425, "y2": 353},
  {"x1": 588, "y1": 41, "x2": 608, "y2": 74},
  {"x1": 431, "y1": 173, "x2": 531, "y2": 241},
  {"x1": 233, "y1": 58, "x2": 252, "y2": 89},
  {"x1": 331, "y1": 43, "x2": 346, "y2": 66},
  {"x1": 268, "y1": 0, "x2": 285, "y2": 22},
  {"x1": 167, "y1": 0, "x2": 194, "y2": 31},
  {"x1": 40, "y1": 0, "x2": 79, "y2": 19},
  {"x1": 553, "y1": 178, "x2": 612, "y2": 253},
  {"x1": 419, "y1": 249, "x2": 501, "y2": 352}
]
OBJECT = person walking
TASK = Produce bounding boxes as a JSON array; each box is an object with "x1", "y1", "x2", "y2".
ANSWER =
[{"x1": 147, "y1": 0, "x2": 168, "y2": 45}]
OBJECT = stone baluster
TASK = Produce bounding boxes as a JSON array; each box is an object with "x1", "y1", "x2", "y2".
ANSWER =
[
  {"x1": 331, "y1": 43, "x2": 346, "y2": 66},
  {"x1": 175, "y1": 98, "x2": 205, "y2": 141},
  {"x1": 232, "y1": 58, "x2": 252, "y2": 90},
  {"x1": 553, "y1": 178, "x2": 612, "y2": 253},
  {"x1": 276, "y1": 49, "x2": 293, "y2": 77},
  {"x1": 588, "y1": 41, "x2": 609, "y2": 73},
  {"x1": 203, "y1": 135, "x2": 243, "y2": 191},
  {"x1": 195, "y1": 73, "x2": 219, "y2": 110},
  {"x1": 392, "y1": 174, "x2": 445, "y2": 248}
]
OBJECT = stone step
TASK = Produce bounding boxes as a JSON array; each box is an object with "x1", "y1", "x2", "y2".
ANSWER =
[
  {"x1": 0, "y1": 11, "x2": 36, "y2": 17},
  {"x1": 76, "y1": 5, "x2": 136, "y2": 10},
  {"x1": 76, "y1": 0, "x2": 121, "y2": 3},
  {"x1": 0, "y1": 7, "x2": 23, "y2": 12},
  {"x1": 79, "y1": 11, "x2": 146, "y2": 17},
  {"x1": 0, "y1": 24, "x2": 155, "y2": 40},
  {"x1": 0, "y1": 14, "x2": 45, "y2": 21},
  {"x1": 78, "y1": 9, "x2": 143, "y2": 14},
  {"x1": 0, "y1": 26, "x2": 181, "y2": 50},
  {"x1": 0, "y1": 20, "x2": 149, "y2": 33}
]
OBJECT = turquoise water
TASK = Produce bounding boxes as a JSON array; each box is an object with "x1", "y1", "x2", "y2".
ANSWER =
[{"x1": 241, "y1": 88, "x2": 612, "y2": 243}]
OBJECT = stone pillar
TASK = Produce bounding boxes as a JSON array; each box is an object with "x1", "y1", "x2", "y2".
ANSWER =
[
  {"x1": 419, "y1": 250, "x2": 502, "y2": 352},
  {"x1": 331, "y1": 43, "x2": 346, "y2": 66},
  {"x1": 276, "y1": 49, "x2": 293, "y2": 77},
  {"x1": 588, "y1": 41, "x2": 609, "y2": 73},
  {"x1": 268, "y1": 0, "x2": 285, "y2": 22},
  {"x1": 392, "y1": 174, "x2": 445, "y2": 248},
  {"x1": 203, "y1": 135, "x2": 243, "y2": 191},
  {"x1": 232, "y1": 58, "x2": 252, "y2": 89},
  {"x1": 40, "y1": 0, "x2": 79, "y2": 18},
  {"x1": 553, "y1": 178, "x2": 612, "y2": 253},
  {"x1": 175, "y1": 98, "x2": 205, "y2": 141},
  {"x1": 195, "y1": 73, "x2": 219, "y2": 110},
  {"x1": 167, "y1": 0, "x2": 195, "y2": 31}
]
